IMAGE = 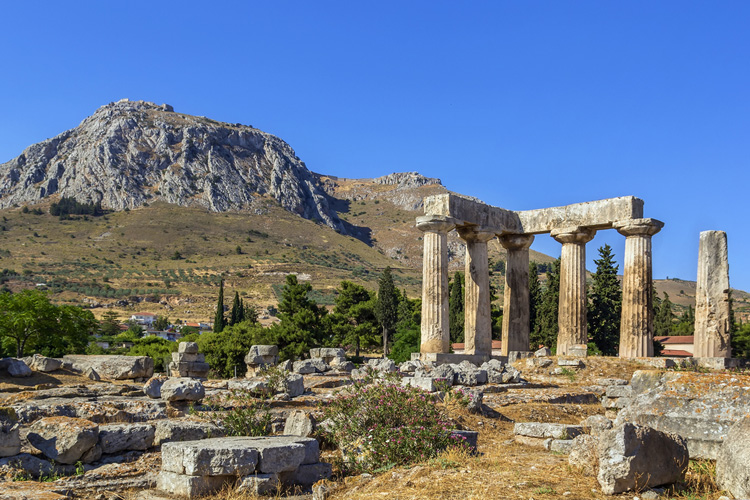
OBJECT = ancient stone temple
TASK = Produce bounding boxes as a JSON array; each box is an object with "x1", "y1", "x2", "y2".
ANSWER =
[{"x1": 416, "y1": 194, "x2": 663, "y2": 362}]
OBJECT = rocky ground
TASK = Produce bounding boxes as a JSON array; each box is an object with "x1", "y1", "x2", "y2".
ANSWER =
[{"x1": 0, "y1": 353, "x2": 746, "y2": 500}]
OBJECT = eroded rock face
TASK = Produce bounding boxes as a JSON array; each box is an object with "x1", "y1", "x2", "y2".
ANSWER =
[
  {"x1": 160, "y1": 378, "x2": 205, "y2": 402},
  {"x1": 597, "y1": 423, "x2": 688, "y2": 495},
  {"x1": 26, "y1": 354, "x2": 63, "y2": 373},
  {"x1": 716, "y1": 416, "x2": 750, "y2": 498},
  {"x1": 27, "y1": 417, "x2": 99, "y2": 464},
  {"x1": 0, "y1": 100, "x2": 345, "y2": 233}
]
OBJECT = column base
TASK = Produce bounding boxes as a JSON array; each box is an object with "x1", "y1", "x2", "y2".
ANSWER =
[{"x1": 411, "y1": 352, "x2": 506, "y2": 365}]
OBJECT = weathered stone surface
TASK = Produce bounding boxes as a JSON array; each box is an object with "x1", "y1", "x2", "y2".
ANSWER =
[
  {"x1": 534, "y1": 347, "x2": 551, "y2": 357},
  {"x1": 454, "y1": 366, "x2": 487, "y2": 386},
  {"x1": 293, "y1": 462, "x2": 333, "y2": 486},
  {"x1": 451, "y1": 430, "x2": 479, "y2": 451},
  {"x1": 156, "y1": 470, "x2": 231, "y2": 497},
  {"x1": 237, "y1": 473, "x2": 280, "y2": 495},
  {"x1": 0, "y1": 425, "x2": 21, "y2": 457},
  {"x1": 0, "y1": 453, "x2": 66, "y2": 479},
  {"x1": 26, "y1": 354, "x2": 63, "y2": 373},
  {"x1": 431, "y1": 364, "x2": 455, "y2": 384},
  {"x1": 597, "y1": 423, "x2": 688, "y2": 495},
  {"x1": 162, "y1": 439, "x2": 259, "y2": 476},
  {"x1": 581, "y1": 415, "x2": 613, "y2": 436},
  {"x1": 284, "y1": 373, "x2": 305, "y2": 398},
  {"x1": 153, "y1": 418, "x2": 224, "y2": 446},
  {"x1": 63, "y1": 355, "x2": 154, "y2": 380},
  {"x1": 716, "y1": 416, "x2": 750, "y2": 499},
  {"x1": 458, "y1": 226, "x2": 494, "y2": 358},
  {"x1": 284, "y1": 410, "x2": 316, "y2": 437},
  {"x1": 252, "y1": 438, "x2": 307, "y2": 473},
  {"x1": 28, "y1": 416, "x2": 99, "y2": 464},
  {"x1": 329, "y1": 359, "x2": 354, "y2": 372},
  {"x1": 514, "y1": 422, "x2": 582, "y2": 439},
  {"x1": 178, "y1": 342, "x2": 199, "y2": 354},
  {"x1": 417, "y1": 216, "x2": 454, "y2": 353},
  {"x1": 85, "y1": 367, "x2": 101, "y2": 381},
  {"x1": 1, "y1": 358, "x2": 32, "y2": 378},
  {"x1": 605, "y1": 385, "x2": 632, "y2": 398},
  {"x1": 549, "y1": 439, "x2": 575, "y2": 454},
  {"x1": 293, "y1": 360, "x2": 318, "y2": 374},
  {"x1": 143, "y1": 376, "x2": 167, "y2": 399},
  {"x1": 160, "y1": 377, "x2": 205, "y2": 402},
  {"x1": 694, "y1": 230, "x2": 731, "y2": 357},
  {"x1": 569, "y1": 434, "x2": 599, "y2": 476},
  {"x1": 98, "y1": 423, "x2": 155, "y2": 454},
  {"x1": 558, "y1": 358, "x2": 583, "y2": 367},
  {"x1": 366, "y1": 358, "x2": 397, "y2": 373},
  {"x1": 227, "y1": 379, "x2": 271, "y2": 395},
  {"x1": 617, "y1": 370, "x2": 750, "y2": 459},
  {"x1": 404, "y1": 376, "x2": 437, "y2": 392}
]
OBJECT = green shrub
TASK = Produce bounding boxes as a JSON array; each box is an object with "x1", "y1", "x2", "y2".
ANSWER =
[
  {"x1": 322, "y1": 382, "x2": 466, "y2": 472},
  {"x1": 199, "y1": 389, "x2": 271, "y2": 437}
]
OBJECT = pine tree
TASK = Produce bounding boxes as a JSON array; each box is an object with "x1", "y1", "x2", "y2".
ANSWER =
[
  {"x1": 674, "y1": 305, "x2": 695, "y2": 335},
  {"x1": 375, "y1": 267, "x2": 398, "y2": 355},
  {"x1": 587, "y1": 244, "x2": 622, "y2": 355},
  {"x1": 273, "y1": 274, "x2": 327, "y2": 359},
  {"x1": 531, "y1": 258, "x2": 560, "y2": 350},
  {"x1": 213, "y1": 279, "x2": 226, "y2": 333},
  {"x1": 528, "y1": 262, "x2": 542, "y2": 338},
  {"x1": 448, "y1": 271, "x2": 464, "y2": 343},
  {"x1": 330, "y1": 281, "x2": 379, "y2": 357},
  {"x1": 654, "y1": 292, "x2": 675, "y2": 337}
]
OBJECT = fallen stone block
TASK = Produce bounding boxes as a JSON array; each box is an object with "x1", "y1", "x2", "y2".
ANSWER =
[
  {"x1": 27, "y1": 416, "x2": 99, "y2": 464},
  {"x1": 716, "y1": 415, "x2": 750, "y2": 499},
  {"x1": 26, "y1": 354, "x2": 63, "y2": 373},
  {"x1": 237, "y1": 473, "x2": 280, "y2": 495},
  {"x1": 581, "y1": 415, "x2": 612, "y2": 436},
  {"x1": 568, "y1": 344, "x2": 588, "y2": 357},
  {"x1": 558, "y1": 358, "x2": 583, "y2": 367},
  {"x1": 534, "y1": 347, "x2": 551, "y2": 357},
  {"x1": 85, "y1": 367, "x2": 101, "y2": 381},
  {"x1": 0, "y1": 424, "x2": 20, "y2": 457},
  {"x1": 513, "y1": 422, "x2": 582, "y2": 439},
  {"x1": 404, "y1": 376, "x2": 437, "y2": 392},
  {"x1": 284, "y1": 410, "x2": 316, "y2": 437},
  {"x1": 605, "y1": 385, "x2": 633, "y2": 398},
  {"x1": 0, "y1": 452, "x2": 75, "y2": 479},
  {"x1": 143, "y1": 376, "x2": 167, "y2": 399},
  {"x1": 227, "y1": 379, "x2": 271, "y2": 395},
  {"x1": 455, "y1": 368, "x2": 488, "y2": 386},
  {"x1": 161, "y1": 377, "x2": 205, "y2": 402},
  {"x1": 292, "y1": 462, "x2": 333, "y2": 486},
  {"x1": 549, "y1": 439, "x2": 575, "y2": 454},
  {"x1": 451, "y1": 430, "x2": 478, "y2": 452},
  {"x1": 98, "y1": 423, "x2": 155, "y2": 454},
  {"x1": 154, "y1": 418, "x2": 224, "y2": 446},
  {"x1": 293, "y1": 359, "x2": 319, "y2": 374},
  {"x1": 157, "y1": 470, "x2": 232, "y2": 497},
  {"x1": 161, "y1": 439, "x2": 259, "y2": 476},
  {"x1": 284, "y1": 373, "x2": 305, "y2": 398},
  {"x1": 601, "y1": 396, "x2": 632, "y2": 409},
  {"x1": 63, "y1": 355, "x2": 154, "y2": 380},
  {"x1": 597, "y1": 423, "x2": 688, "y2": 495},
  {"x1": 569, "y1": 434, "x2": 599, "y2": 476},
  {"x1": 0, "y1": 358, "x2": 32, "y2": 378},
  {"x1": 366, "y1": 358, "x2": 397, "y2": 373}
]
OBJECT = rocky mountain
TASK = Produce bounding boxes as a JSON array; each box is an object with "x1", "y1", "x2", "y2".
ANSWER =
[{"x1": 0, "y1": 99, "x2": 344, "y2": 232}]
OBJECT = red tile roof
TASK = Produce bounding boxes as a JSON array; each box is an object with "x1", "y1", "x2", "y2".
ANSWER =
[
  {"x1": 660, "y1": 349, "x2": 693, "y2": 357},
  {"x1": 655, "y1": 336, "x2": 694, "y2": 344}
]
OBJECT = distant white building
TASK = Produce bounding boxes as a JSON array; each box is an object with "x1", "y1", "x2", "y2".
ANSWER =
[{"x1": 130, "y1": 312, "x2": 157, "y2": 326}]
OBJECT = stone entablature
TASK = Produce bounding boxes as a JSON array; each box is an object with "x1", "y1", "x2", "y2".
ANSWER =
[{"x1": 417, "y1": 194, "x2": 663, "y2": 360}]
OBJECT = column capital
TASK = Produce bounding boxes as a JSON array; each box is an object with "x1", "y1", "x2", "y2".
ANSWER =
[
  {"x1": 456, "y1": 225, "x2": 496, "y2": 243},
  {"x1": 498, "y1": 233, "x2": 535, "y2": 251},
  {"x1": 416, "y1": 215, "x2": 457, "y2": 234},
  {"x1": 613, "y1": 218, "x2": 664, "y2": 237},
  {"x1": 550, "y1": 226, "x2": 596, "y2": 244}
]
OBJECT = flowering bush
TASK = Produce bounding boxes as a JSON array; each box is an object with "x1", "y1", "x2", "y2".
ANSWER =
[{"x1": 322, "y1": 382, "x2": 467, "y2": 472}]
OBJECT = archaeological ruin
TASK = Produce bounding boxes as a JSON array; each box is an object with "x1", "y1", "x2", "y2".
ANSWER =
[{"x1": 416, "y1": 193, "x2": 668, "y2": 361}]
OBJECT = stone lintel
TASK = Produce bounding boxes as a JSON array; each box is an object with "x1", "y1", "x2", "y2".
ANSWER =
[{"x1": 424, "y1": 193, "x2": 645, "y2": 235}]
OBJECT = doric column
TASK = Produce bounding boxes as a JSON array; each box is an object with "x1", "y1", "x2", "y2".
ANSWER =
[
  {"x1": 416, "y1": 216, "x2": 456, "y2": 354},
  {"x1": 457, "y1": 226, "x2": 496, "y2": 357},
  {"x1": 614, "y1": 218, "x2": 664, "y2": 358},
  {"x1": 694, "y1": 230, "x2": 731, "y2": 358},
  {"x1": 498, "y1": 234, "x2": 535, "y2": 354},
  {"x1": 551, "y1": 226, "x2": 596, "y2": 355}
]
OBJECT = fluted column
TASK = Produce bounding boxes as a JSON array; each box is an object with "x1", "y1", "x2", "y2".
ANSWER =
[
  {"x1": 694, "y1": 230, "x2": 731, "y2": 358},
  {"x1": 614, "y1": 218, "x2": 664, "y2": 358},
  {"x1": 498, "y1": 234, "x2": 535, "y2": 354},
  {"x1": 457, "y1": 226, "x2": 496, "y2": 357},
  {"x1": 551, "y1": 227, "x2": 596, "y2": 355},
  {"x1": 417, "y1": 216, "x2": 456, "y2": 354}
]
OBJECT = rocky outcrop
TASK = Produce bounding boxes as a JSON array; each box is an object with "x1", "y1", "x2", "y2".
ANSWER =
[{"x1": 0, "y1": 99, "x2": 345, "y2": 233}]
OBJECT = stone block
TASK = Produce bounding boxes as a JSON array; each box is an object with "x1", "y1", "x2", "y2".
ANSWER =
[
  {"x1": 514, "y1": 435, "x2": 553, "y2": 449},
  {"x1": 2, "y1": 358, "x2": 32, "y2": 378},
  {"x1": 293, "y1": 360, "x2": 318, "y2": 374},
  {"x1": 450, "y1": 430, "x2": 478, "y2": 451},
  {"x1": 253, "y1": 438, "x2": 307, "y2": 473},
  {"x1": 455, "y1": 368, "x2": 487, "y2": 387},
  {"x1": 293, "y1": 462, "x2": 333, "y2": 486},
  {"x1": 284, "y1": 410, "x2": 317, "y2": 437},
  {"x1": 695, "y1": 357, "x2": 740, "y2": 370},
  {"x1": 605, "y1": 385, "x2": 633, "y2": 398},
  {"x1": 156, "y1": 470, "x2": 231, "y2": 497},
  {"x1": 27, "y1": 354, "x2": 63, "y2": 372},
  {"x1": 558, "y1": 358, "x2": 583, "y2": 367},
  {"x1": 534, "y1": 347, "x2": 551, "y2": 357},
  {"x1": 63, "y1": 355, "x2": 154, "y2": 380},
  {"x1": 154, "y1": 419, "x2": 224, "y2": 446},
  {"x1": 0, "y1": 425, "x2": 21, "y2": 457},
  {"x1": 161, "y1": 438, "x2": 259, "y2": 476},
  {"x1": 597, "y1": 423, "x2": 688, "y2": 495},
  {"x1": 569, "y1": 434, "x2": 599, "y2": 476},
  {"x1": 549, "y1": 439, "x2": 575, "y2": 454},
  {"x1": 28, "y1": 416, "x2": 99, "y2": 464},
  {"x1": 716, "y1": 416, "x2": 750, "y2": 499},
  {"x1": 228, "y1": 379, "x2": 271, "y2": 395},
  {"x1": 178, "y1": 342, "x2": 199, "y2": 354},
  {"x1": 284, "y1": 373, "x2": 305, "y2": 398},
  {"x1": 595, "y1": 378, "x2": 629, "y2": 387},
  {"x1": 513, "y1": 422, "x2": 582, "y2": 439},
  {"x1": 367, "y1": 358, "x2": 397, "y2": 373},
  {"x1": 237, "y1": 473, "x2": 280, "y2": 495},
  {"x1": 580, "y1": 415, "x2": 612, "y2": 436},
  {"x1": 249, "y1": 345, "x2": 279, "y2": 357},
  {"x1": 507, "y1": 351, "x2": 533, "y2": 363},
  {"x1": 99, "y1": 423, "x2": 155, "y2": 453},
  {"x1": 404, "y1": 376, "x2": 437, "y2": 392},
  {"x1": 161, "y1": 377, "x2": 205, "y2": 401},
  {"x1": 143, "y1": 376, "x2": 167, "y2": 399},
  {"x1": 601, "y1": 396, "x2": 632, "y2": 409},
  {"x1": 569, "y1": 344, "x2": 588, "y2": 357}
]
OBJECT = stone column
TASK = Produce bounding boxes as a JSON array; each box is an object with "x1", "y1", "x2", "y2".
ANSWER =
[
  {"x1": 694, "y1": 230, "x2": 731, "y2": 358},
  {"x1": 457, "y1": 226, "x2": 496, "y2": 357},
  {"x1": 416, "y1": 216, "x2": 456, "y2": 354},
  {"x1": 551, "y1": 227, "x2": 596, "y2": 355},
  {"x1": 614, "y1": 218, "x2": 664, "y2": 358},
  {"x1": 498, "y1": 234, "x2": 535, "y2": 354}
]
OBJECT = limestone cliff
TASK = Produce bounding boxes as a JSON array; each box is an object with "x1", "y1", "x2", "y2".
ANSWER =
[{"x1": 0, "y1": 99, "x2": 344, "y2": 232}]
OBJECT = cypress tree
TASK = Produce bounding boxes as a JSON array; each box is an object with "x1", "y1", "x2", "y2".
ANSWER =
[
  {"x1": 229, "y1": 291, "x2": 243, "y2": 326},
  {"x1": 375, "y1": 267, "x2": 398, "y2": 355},
  {"x1": 654, "y1": 292, "x2": 675, "y2": 337},
  {"x1": 531, "y1": 258, "x2": 560, "y2": 350},
  {"x1": 528, "y1": 262, "x2": 542, "y2": 339},
  {"x1": 449, "y1": 271, "x2": 464, "y2": 343},
  {"x1": 213, "y1": 279, "x2": 226, "y2": 333},
  {"x1": 587, "y1": 244, "x2": 622, "y2": 355}
]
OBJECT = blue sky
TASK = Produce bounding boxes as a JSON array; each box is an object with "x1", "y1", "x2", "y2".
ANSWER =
[{"x1": 1, "y1": 1, "x2": 748, "y2": 290}]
